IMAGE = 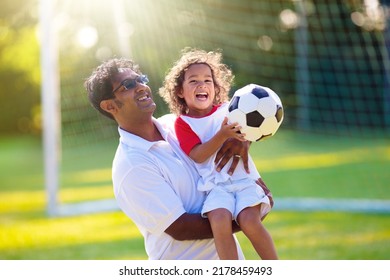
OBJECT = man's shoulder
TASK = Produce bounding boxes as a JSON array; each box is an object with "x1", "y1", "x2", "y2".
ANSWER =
[
  {"x1": 157, "y1": 114, "x2": 176, "y2": 132},
  {"x1": 113, "y1": 143, "x2": 152, "y2": 172}
]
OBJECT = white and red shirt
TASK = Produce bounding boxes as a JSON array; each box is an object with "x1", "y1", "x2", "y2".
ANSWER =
[{"x1": 175, "y1": 103, "x2": 260, "y2": 192}]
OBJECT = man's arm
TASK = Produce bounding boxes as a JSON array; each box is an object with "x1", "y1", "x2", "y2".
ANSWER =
[
  {"x1": 165, "y1": 177, "x2": 273, "y2": 241},
  {"x1": 165, "y1": 213, "x2": 241, "y2": 241}
]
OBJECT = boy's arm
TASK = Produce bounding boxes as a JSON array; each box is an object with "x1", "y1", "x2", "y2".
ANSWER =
[
  {"x1": 189, "y1": 129, "x2": 229, "y2": 163},
  {"x1": 189, "y1": 117, "x2": 244, "y2": 163}
]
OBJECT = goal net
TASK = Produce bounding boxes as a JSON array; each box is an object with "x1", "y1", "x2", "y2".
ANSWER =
[{"x1": 40, "y1": 0, "x2": 390, "y2": 216}]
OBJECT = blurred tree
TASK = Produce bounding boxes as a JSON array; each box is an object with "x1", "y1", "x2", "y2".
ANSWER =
[{"x1": 0, "y1": 0, "x2": 40, "y2": 135}]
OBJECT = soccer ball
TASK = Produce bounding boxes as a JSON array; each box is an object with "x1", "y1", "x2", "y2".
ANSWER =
[{"x1": 227, "y1": 84, "x2": 284, "y2": 142}]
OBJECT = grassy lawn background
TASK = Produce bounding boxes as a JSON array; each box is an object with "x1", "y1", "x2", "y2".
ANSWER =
[{"x1": 0, "y1": 130, "x2": 389, "y2": 259}]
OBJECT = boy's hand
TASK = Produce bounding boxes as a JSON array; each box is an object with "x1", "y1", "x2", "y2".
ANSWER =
[{"x1": 218, "y1": 117, "x2": 246, "y2": 141}]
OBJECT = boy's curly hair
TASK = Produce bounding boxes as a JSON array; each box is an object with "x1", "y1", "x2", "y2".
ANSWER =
[{"x1": 159, "y1": 48, "x2": 234, "y2": 115}]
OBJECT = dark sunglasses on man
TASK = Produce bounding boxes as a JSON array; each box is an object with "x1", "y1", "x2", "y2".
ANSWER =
[{"x1": 112, "y1": 75, "x2": 149, "y2": 94}]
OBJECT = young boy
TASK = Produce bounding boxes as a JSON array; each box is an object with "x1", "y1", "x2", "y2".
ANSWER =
[{"x1": 159, "y1": 48, "x2": 278, "y2": 260}]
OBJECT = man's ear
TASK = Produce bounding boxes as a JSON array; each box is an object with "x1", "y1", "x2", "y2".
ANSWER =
[{"x1": 100, "y1": 99, "x2": 117, "y2": 115}]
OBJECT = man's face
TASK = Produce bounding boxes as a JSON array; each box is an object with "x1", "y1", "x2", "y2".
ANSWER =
[{"x1": 110, "y1": 69, "x2": 156, "y2": 117}]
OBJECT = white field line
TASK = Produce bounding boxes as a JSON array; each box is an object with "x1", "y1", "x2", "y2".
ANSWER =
[
  {"x1": 55, "y1": 197, "x2": 390, "y2": 217},
  {"x1": 274, "y1": 197, "x2": 390, "y2": 213}
]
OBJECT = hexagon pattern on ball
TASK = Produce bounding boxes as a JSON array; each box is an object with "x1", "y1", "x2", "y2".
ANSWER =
[{"x1": 227, "y1": 84, "x2": 284, "y2": 142}]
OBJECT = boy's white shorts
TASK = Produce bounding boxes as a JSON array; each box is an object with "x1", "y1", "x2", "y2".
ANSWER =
[{"x1": 201, "y1": 179, "x2": 271, "y2": 221}]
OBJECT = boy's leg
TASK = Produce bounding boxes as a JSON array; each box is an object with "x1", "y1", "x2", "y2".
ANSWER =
[
  {"x1": 207, "y1": 208, "x2": 238, "y2": 260},
  {"x1": 237, "y1": 205, "x2": 278, "y2": 260}
]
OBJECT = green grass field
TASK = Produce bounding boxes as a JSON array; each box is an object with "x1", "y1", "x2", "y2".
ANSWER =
[{"x1": 0, "y1": 131, "x2": 389, "y2": 260}]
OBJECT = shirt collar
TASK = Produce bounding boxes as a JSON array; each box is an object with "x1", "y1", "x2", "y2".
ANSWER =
[{"x1": 118, "y1": 117, "x2": 169, "y2": 151}]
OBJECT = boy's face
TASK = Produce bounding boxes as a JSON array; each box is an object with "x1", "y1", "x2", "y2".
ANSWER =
[{"x1": 179, "y1": 63, "x2": 216, "y2": 117}]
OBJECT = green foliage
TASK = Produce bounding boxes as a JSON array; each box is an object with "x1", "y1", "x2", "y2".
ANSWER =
[{"x1": 0, "y1": 22, "x2": 40, "y2": 134}]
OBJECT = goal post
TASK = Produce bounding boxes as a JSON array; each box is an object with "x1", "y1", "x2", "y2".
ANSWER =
[
  {"x1": 39, "y1": 0, "x2": 120, "y2": 216},
  {"x1": 39, "y1": 0, "x2": 61, "y2": 216},
  {"x1": 382, "y1": 0, "x2": 390, "y2": 128}
]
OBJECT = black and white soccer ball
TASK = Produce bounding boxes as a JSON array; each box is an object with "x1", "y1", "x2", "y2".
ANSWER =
[{"x1": 227, "y1": 84, "x2": 284, "y2": 142}]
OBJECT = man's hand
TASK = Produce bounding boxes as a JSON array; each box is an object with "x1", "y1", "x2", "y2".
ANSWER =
[
  {"x1": 256, "y1": 177, "x2": 274, "y2": 208},
  {"x1": 215, "y1": 138, "x2": 250, "y2": 175}
]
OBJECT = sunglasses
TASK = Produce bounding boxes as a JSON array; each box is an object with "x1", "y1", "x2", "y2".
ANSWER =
[{"x1": 112, "y1": 75, "x2": 149, "y2": 94}]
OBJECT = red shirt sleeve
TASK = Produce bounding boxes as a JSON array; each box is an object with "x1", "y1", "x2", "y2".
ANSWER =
[{"x1": 175, "y1": 117, "x2": 202, "y2": 156}]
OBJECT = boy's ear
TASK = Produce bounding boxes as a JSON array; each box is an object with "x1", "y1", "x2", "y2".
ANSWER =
[
  {"x1": 100, "y1": 99, "x2": 117, "y2": 115},
  {"x1": 177, "y1": 89, "x2": 184, "y2": 98}
]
